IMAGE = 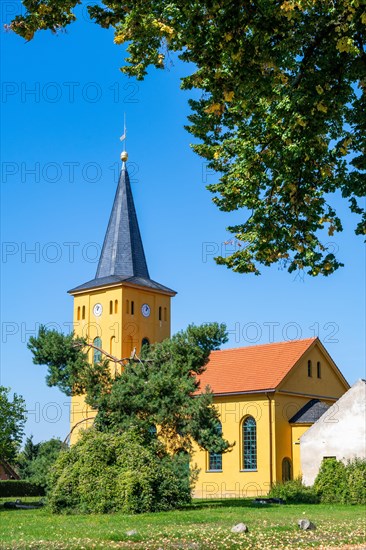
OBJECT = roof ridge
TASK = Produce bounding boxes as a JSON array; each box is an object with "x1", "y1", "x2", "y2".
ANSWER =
[{"x1": 211, "y1": 337, "x2": 318, "y2": 354}]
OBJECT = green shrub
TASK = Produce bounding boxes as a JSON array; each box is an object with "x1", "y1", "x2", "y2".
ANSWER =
[
  {"x1": 0, "y1": 480, "x2": 45, "y2": 497},
  {"x1": 48, "y1": 428, "x2": 195, "y2": 514},
  {"x1": 345, "y1": 458, "x2": 366, "y2": 505},
  {"x1": 314, "y1": 458, "x2": 347, "y2": 503},
  {"x1": 268, "y1": 478, "x2": 319, "y2": 503},
  {"x1": 314, "y1": 457, "x2": 366, "y2": 504},
  {"x1": 347, "y1": 458, "x2": 366, "y2": 505}
]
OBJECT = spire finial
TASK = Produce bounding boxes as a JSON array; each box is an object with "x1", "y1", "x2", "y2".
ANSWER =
[{"x1": 120, "y1": 113, "x2": 128, "y2": 164}]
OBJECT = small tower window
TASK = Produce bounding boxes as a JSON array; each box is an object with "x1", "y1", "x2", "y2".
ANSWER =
[
  {"x1": 110, "y1": 336, "x2": 115, "y2": 355},
  {"x1": 82, "y1": 306, "x2": 86, "y2": 320},
  {"x1": 77, "y1": 307, "x2": 81, "y2": 321},
  {"x1": 126, "y1": 300, "x2": 130, "y2": 314},
  {"x1": 131, "y1": 301, "x2": 135, "y2": 315},
  {"x1": 307, "y1": 360, "x2": 312, "y2": 377},
  {"x1": 158, "y1": 306, "x2": 162, "y2": 321},
  {"x1": 317, "y1": 361, "x2": 321, "y2": 378},
  {"x1": 109, "y1": 300, "x2": 113, "y2": 314},
  {"x1": 164, "y1": 307, "x2": 167, "y2": 322},
  {"x1": 114, "y1": 300, "x2": 118, "y2": 314}
]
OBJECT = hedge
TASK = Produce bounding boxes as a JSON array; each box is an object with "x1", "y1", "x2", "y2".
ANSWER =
[{"x1": 0, "y1": 480, "x2": 45, "y2": 497}]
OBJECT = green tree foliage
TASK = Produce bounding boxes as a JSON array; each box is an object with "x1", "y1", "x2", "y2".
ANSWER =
[
  {"x1": 17, "y1": 436, "x2": 67, "y2": 489},
  {"x1": 48, "y1": 428, "x2": 195, "y2": 513},
  {"x1": 0, "y1": 386, "x2": 26, "y2": 463},
  {"x1": 10, "y1": 1, "x2": 365, "y2": 276},
  {"x1": 28, "y1": 323, "x2": 231, "y2": 454},
  {"x1": 27, "y1": 326, "x2": 90, "y2": 396}
]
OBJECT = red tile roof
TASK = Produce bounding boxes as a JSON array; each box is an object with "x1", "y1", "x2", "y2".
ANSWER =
[{"x1": 196, "y1": 338, "x2": 317, "y2": 395}]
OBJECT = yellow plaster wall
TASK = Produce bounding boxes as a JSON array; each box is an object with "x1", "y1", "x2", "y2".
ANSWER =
[
  {"x1": 279, "y1": 345, "x2": 348, "y2": 398},
  {"x1": 192, "y1": 395, "x2": 273, "y2": 498},
  {"x1": 69, "y1": 284, "x2": 172, "y2": 444},
  {"x1": 291, "y1": 425, "x2": 310, "y2": 479}
]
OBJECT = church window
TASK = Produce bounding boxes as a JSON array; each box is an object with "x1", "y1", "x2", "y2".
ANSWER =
[
  {"x1": 308, "y1": 360, "x2": 312, "y2": 377},
  {"x1": 208, "y1": 423, "x2": 223, "y2": 471},
  {"x1": 77, "y1": 307, "x2": 81, "y2": 321},
  {"x1": 114, "y1": 300, "x2": 118, "y2": 314},
  {"x1": 242, "y1": 416, "x2": 257, "y2": 470},
  {"x1": 109, "y1": 301, "x2": 113, "y2": 314},
  {"x1": 110, "y1": 336, "x2": 115, "y2": 355},
  {"x1": 282, "y1": 457, "x2": 292, "y2": 482},
  {"x1": 317, "y1": 361, "x2": 321, "y2": 378},
  {"x1": 159, "y1": 306, "x2": 162, "y2": 321},
  {"x1": 164, "y1": 307, "x2": 167, "y2": 322},
  {"x1": 93, "y1": 337, "x2": 102, "y2": 364},
  {"x1": 126, "y1": 300, "x2": 130, "y2": 314},
  {"x1": 131, "y1": 301, "x2": 135, "y2": 315},
  {"x1": 141, "y1": 337, "x2": 150, "y2": 349},
  {"x1": 82, "y1": 306, "x2": 85, "y2": 320}
]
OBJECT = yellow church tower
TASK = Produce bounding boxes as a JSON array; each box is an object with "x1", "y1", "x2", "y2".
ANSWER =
[{"x1": 67, "y1": 149, "x2": 176, "y2": 443}]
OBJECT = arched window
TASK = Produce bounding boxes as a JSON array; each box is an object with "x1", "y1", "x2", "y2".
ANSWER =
[
  {"x1": 114, "y1": 300, "x2": 118, "y2": 314},
  {"x1": 109, "y1": 300, "x2": 113, "y2": 314},
  {"x1": 317, "y1": 361, "x2": 321, "y2": 378},
  {"x1": 242, "y1": 416, "x2": 257, "y2": 470},
  {"x1": 307, "y1": 360, "x2": 312, "y2": 377},
  {"x1": 208, "y1": 423, "x2": 222, "y2": 471},
  {"x1": 282, "y1": 457, "x2": 292, "y2": 482},
  {"x1": 131, "y1": 301, "x2": 135, "y2": 315},
  {"x1": 159, "y1": 306, "x2": 162, "y2": 321},
  {"x1": 82, "y1": 305, "x2": 86, "y2": 320},
  {"x1": 110, "y1": 336, "x2": 115, "y2": 355},
  {"x1": 141, "y1": 337, "x2": 150, "y2": 350},
  {"x1": 77, "y1": 306, "x2": 81, "y2": 321},
  {"x1": 126, "y1": 300, "x2": 130, "y2": 314},
  {"x1": 93, "y1": 337, "x2": 102, "y2": 364},
  {"x1": 164, "y1": 307, "x2": 167, "y2": 322}
]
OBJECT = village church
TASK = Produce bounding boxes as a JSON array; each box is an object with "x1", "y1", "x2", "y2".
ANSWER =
[{"x1": 68, "y1": 148, "x2": 350, "y2": 497}]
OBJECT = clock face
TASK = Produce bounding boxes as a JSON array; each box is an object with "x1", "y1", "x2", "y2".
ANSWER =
[
  {"x1": 141, "y1": 303, "x2": 151, "y2": 318},
  {"x1": 93, "y1": 303, "x2": 103, "y2": 317}
]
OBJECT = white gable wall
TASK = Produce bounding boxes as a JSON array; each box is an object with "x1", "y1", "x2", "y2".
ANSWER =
[{"x1": 300, "y1": 379, "x2": 366, "y2": 486}]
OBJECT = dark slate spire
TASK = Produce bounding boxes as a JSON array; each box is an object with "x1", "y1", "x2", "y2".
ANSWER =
[{"x1": 95, "y1": 165, "x2": 150, "y2": 280}]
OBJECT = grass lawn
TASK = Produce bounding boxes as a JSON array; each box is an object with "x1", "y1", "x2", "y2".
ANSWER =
[{"x1": 0, "y1": 498, "x2": 365, "y2": 549}]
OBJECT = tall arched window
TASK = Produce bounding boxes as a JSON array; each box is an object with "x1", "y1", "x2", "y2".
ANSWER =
[
  {"x1": 82, "y1": 305, "x2": 86, "y2": 320},
  {"x1": 282, "y1": 457, "x2": 292, "y2": 482},
  {"x1": 159, "y1": 306, "x2": 162, "y2": 321},
  {"x1": 126, "y1": 299, "x2": 130, "y2": 314},
  {"x1": 77, "y1": 306, "x2": 81, "y2": 321},
  {"x1": 109, "y1": 300, "x2": 113, "y2": 314},
  {"x1": 93, "y1": 337, "x2": 102, "y2": 364},
  {"x1": 114, "y1": 300, "x2": 118, "y2": 314},
  {"x1": 242, "y1": 416, "x2": 257, "y2": 470},
  {"x1": 110, "y1": 336, "x2": 115, "y2": 355},
  {"x1": 208, "y1": 423, "x2": 222, "y2": 471}
]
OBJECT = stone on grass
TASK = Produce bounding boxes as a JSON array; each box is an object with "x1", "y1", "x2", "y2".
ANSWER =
[
  {"x1": 231, "y1": 523, "x2": 249, "y2": 533},
  {"x1": 298, "y1": 519, "x2": 316, "y2": 530},
  {"x1": 126, "y1": 529, "x2": 138, "y2": 536}
]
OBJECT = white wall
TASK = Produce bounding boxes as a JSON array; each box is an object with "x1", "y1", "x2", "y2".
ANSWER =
[{"x1": 300, "y1": 379, "x2": 366, "y2": 486}]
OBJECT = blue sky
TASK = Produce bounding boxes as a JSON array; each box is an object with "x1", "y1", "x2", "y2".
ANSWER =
[{"x1": 1, "y1": 5, "x2": 365, "y2": 443}]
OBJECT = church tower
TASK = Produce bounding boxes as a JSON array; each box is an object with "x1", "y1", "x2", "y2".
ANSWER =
[{"x1": 68, "y1": 150, "x2": 176, "y2": 443}]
